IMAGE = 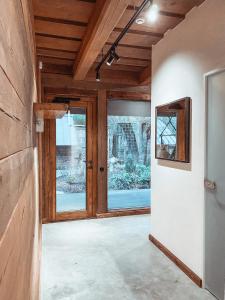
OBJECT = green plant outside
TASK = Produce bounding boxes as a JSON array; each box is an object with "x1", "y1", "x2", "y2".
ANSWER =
[{"x1": 108, "y1": 163, "x2": 150, "y2": 190}]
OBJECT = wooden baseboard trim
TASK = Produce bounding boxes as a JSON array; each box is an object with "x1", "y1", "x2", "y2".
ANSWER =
[
  {"x1": 149, "y1": 234, "x2": 202, "y2": 287},
  {"x1": 55, "y1": 211, "x2": 88, "y2": 222},
  {"x1": 42, "y1": 208, "x2": 151, "y2": 223},
  {"x1": 42, "y1": 218, "x2": 49, "y2": 224},
  {"x1": 97, "y1": 207, "x2": 150, "y2": 218}
]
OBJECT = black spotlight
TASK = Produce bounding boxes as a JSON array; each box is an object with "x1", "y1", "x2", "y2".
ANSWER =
[
  {"x1": 106, "y1": 49, "x2": 120, "y2": 66},
  {"x1": 96, "y1": 71, "x2": 100, "y2": 82}
]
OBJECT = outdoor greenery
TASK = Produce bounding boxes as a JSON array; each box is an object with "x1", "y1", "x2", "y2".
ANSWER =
[
  {"x1": 108, "y1": 116, "x2": 151, "y2": 191},
  {"x1": 108, "y1": 163, "x2": 150, "y2": 190}
]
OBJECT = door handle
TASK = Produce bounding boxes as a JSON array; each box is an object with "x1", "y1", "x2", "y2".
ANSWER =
[{"x1": 204, "y1": 179, "x2": 216, "y2": 191}]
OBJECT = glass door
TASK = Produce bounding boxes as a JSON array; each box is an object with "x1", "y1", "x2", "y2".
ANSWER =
[
  {"x1": 55, "y1": 101, "x2": 95, "y2": 220},
  {"x1": 107, "y1": 100, "x2": 151, "y2": 210}
]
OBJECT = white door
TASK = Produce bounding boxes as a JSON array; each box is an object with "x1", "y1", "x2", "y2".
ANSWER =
[{"x1": 205, "y1": 70, "x2": 225, "y2": 300}]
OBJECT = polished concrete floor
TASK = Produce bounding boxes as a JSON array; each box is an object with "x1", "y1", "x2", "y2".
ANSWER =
[{"x1": 41, "y1": 215, "x2": 215, "y2": 300}]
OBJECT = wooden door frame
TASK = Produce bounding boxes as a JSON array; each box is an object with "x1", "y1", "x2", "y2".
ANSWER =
[
  {"x1": 41, "y1": 94, "x2": 151, "y2": 223},
  {"x1": 97, "y1": 94, "x2": 151, "y2": 217},
  {"x1": 42, "y1": 98, "x2": 97, "y2": 222}
]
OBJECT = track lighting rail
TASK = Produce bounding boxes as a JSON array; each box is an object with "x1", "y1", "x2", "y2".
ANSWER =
[{"x1": 95, "y1": 0, "x2": 152, "y2": 81}]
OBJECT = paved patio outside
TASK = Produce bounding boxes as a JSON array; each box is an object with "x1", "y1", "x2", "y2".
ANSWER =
[{"x1": 56, "y1": 189, "x2": 151, "y2": 212}]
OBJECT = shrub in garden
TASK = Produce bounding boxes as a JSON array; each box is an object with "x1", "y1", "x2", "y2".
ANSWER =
[{"x1": 109, "y1": 163, "x2": 150, "y2": 190}]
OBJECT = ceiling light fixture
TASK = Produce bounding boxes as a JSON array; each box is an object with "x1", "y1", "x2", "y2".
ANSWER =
[
  {"x1": 96, "y1": 71, "x2": 100, "y2": 82},
  {"x1": 106, "y1": 49, "x2": 120, "y2": 66},
  {"x1": 147, "y1": 3, "x2": 159, "y2": 22},
  {"x1": 135, "y1": 17, "x2": 145, "y2": 25},
  {"x1": 96, "y1": 0, "x2": 153, "y2": 81}
]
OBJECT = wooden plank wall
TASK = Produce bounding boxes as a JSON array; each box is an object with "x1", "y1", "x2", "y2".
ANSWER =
[{"x1": 0, "y1": 0, "x2": 40, "y2": 299}]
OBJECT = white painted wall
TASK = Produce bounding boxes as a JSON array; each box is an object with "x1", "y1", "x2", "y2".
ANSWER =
[{"x1": 151, "y1": 0, "x2": 225, "y2": 278}]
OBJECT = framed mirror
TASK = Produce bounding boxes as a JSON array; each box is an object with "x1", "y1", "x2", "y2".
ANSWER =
[{"x1": 155, "y1": 97, "x2": 191, "y2": 162}]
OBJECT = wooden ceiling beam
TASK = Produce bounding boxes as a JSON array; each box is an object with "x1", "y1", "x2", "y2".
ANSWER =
[
  {"x1": 35, "y1": 16, "x2": 164, "y2": 38},
  {"x1": 99, "y1": 64, "x2": 143, "y2": 72},
  {"x1": 103, "y1": 44, "x2": 151, "y2": 60},
  {"x1": 42, "y1": 62, "x2": 73, "y2": 75},
  {"x1": 36, "y1": 37, "x2": 151, "y2": 61},
  {"x1": 73, "y1": 0, "x2": 130, "y2": 80},
  {"x1": 42, "y1": 73, "x2": 140, "y2": 90},
  {"x1": 106, "y1": 42, "x2": 151, "y2": 50},
  {"x1": 107, "y1": 90, "x2": 150, "y2": 101},
  {"x1": 114, "y1": 27, "x2": 163, "y2": 38},
  {"x1": 35, "y1": 19, "x2": 86, "y2": 40},
  {"x1": 39, "y1": 57, "x2": 144, "y2": 72},
  {"x1": 138, "y1": 0, "x2": 206, "y2": 15},
  {"x1": 36, "y1": 35, "x2": 81, "y2": 52},
  {"x1": 35, "y1": 19, "x2": 159, "y2": 49},
  {"x1": 38, "y1": 57, "x2": 74, "y2": 65},
  {"x1": 37, "y1": 49, "x2": 150, "y2": 68},
  {"x1": 96, "y1": 56, "x2": 149, "y2": 67},
  {"x1": 44, "y1": 87, "x2": 97, "y2": 102},
  {"x1": 117, "y1": 7, "x2": 185, "y2": 34},
  {"x1": 34, "y1": 16, "x2": 87, "y2": 27},
  {"x1": 44, "y1": 87, "x2": 150, "y2": 101},
  {"x1": 37, "y1": 48, "x2": 76, "y2": 60},
  {"x1": 159, "y1": 10, "x2": 184, "y2": 19},
  {"x1": 36, "y1": 33, "x2": 82, "y2": 42},
  {"x1": 108, "y1": 30, "x2": 160, "y2": 48},
  {"x1": 139, "y1": 65, "x2": 151, "y2": 85},
  {"x1": 44, "y1": 87, "x2": 97, "y2": 97},
  {"x1": 127, "y1": 5, "x2": 185, "y2": 19},
  {"x1": 86, "y1": 67, "x2": 139, "y2": 85},
  {"x1": 33, "y1": 0, "x2": 94, "y2": 24}
]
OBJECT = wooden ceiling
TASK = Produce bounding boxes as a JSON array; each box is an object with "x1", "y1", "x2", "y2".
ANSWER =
[{"x1": 33, "y1": 0, "x2": 205, "y2": 96}]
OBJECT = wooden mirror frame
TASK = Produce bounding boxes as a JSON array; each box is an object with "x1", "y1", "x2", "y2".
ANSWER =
[{"x1": 155, "y1": 97, "x2": 191, "y2": 163}]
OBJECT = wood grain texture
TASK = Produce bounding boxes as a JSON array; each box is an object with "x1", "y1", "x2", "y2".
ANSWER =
[
  {"x1": 73, "y1": 0, "x2": 130, "y2": 80},
  {"x1": 33, "y1": 0, "x2": 205, "y2": 89},
  {"x1": 103, "y1": 44, "x2": 151, "y2": 60},
  {"x1": 33, "y1": 0, "x2": 94, "y2": 24},
  {"x1": 0, "y1": 0, "x2": 36, "y2": 105},
  {"x1": 42, "y1": 100, "x2": 97, "y2": 222},
  {"x1": 0, "y1": 112, "x2": 32, "y2": 159},
  {"x1": 86, "y1": 68, "x2": 139, "y2": 85},
  {"x1": 37, "y1": 48, "x2": 76, "y2": 60},
  {"x1": 44, "y1": 87, "x2": 150, "y2": 101},
  {"x1": 149, "y1": 235, "x2": 202, "y2": 287},
  {"x1": 0, "y1": 0, "x2": 40, "y2": 298},
  {"x1": 97, "y1": 208, "x2": 150, "y2": 218},
  {"x1": 96, "y1": 56, "x2": 149, "y2": 67},
  {"x1": 139, "y1": 65, "x2": 151, "y2": 85},
  {"x1": 153, "y1": 0, "x2": 205, "y2": 14},
  {"x1": 0, "y1": 149, "x2": 33, "y2": 239},
  {"x1": 35, "y1": 18, "x2": 86, "y2": 40},
  {"x1": 0, "y1": 167, "x2": 39, "y2": 300},
  {"x1": 34, "y1": 103, "x2": 68, "y2": 119},
  {"x1": 97, "y1": 90, "x2": 108, "y2": 213},
  {"x1": 42, "y1": 73, "x2": 151, "y2": 92},
  {"x1": 108, "y1": 30, "x2": 160, "y2": 48},
  {"x1": 116, "y1": 6, "x2": 184, "y2": 34},
  {"x1": 42, "y1": 72, "x2": 140, "y2": 89},
  {"x1": 36, "y1": 35, "x2": 81, "y2": 52},
  {"x1": 41, "y1": 120, "x2": 56, "y2": 221},
  {"x1": 107, "y1": 90, "x2": 150, "y2": 101}
]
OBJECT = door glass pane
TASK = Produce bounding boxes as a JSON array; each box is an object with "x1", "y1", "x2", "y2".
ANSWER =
[
  {"x1": 56, "y1": 108, "x2": 86, "y2": 212},
  {"x1": 108, "y1": 100, "x2": 151, "y2": 210}
]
